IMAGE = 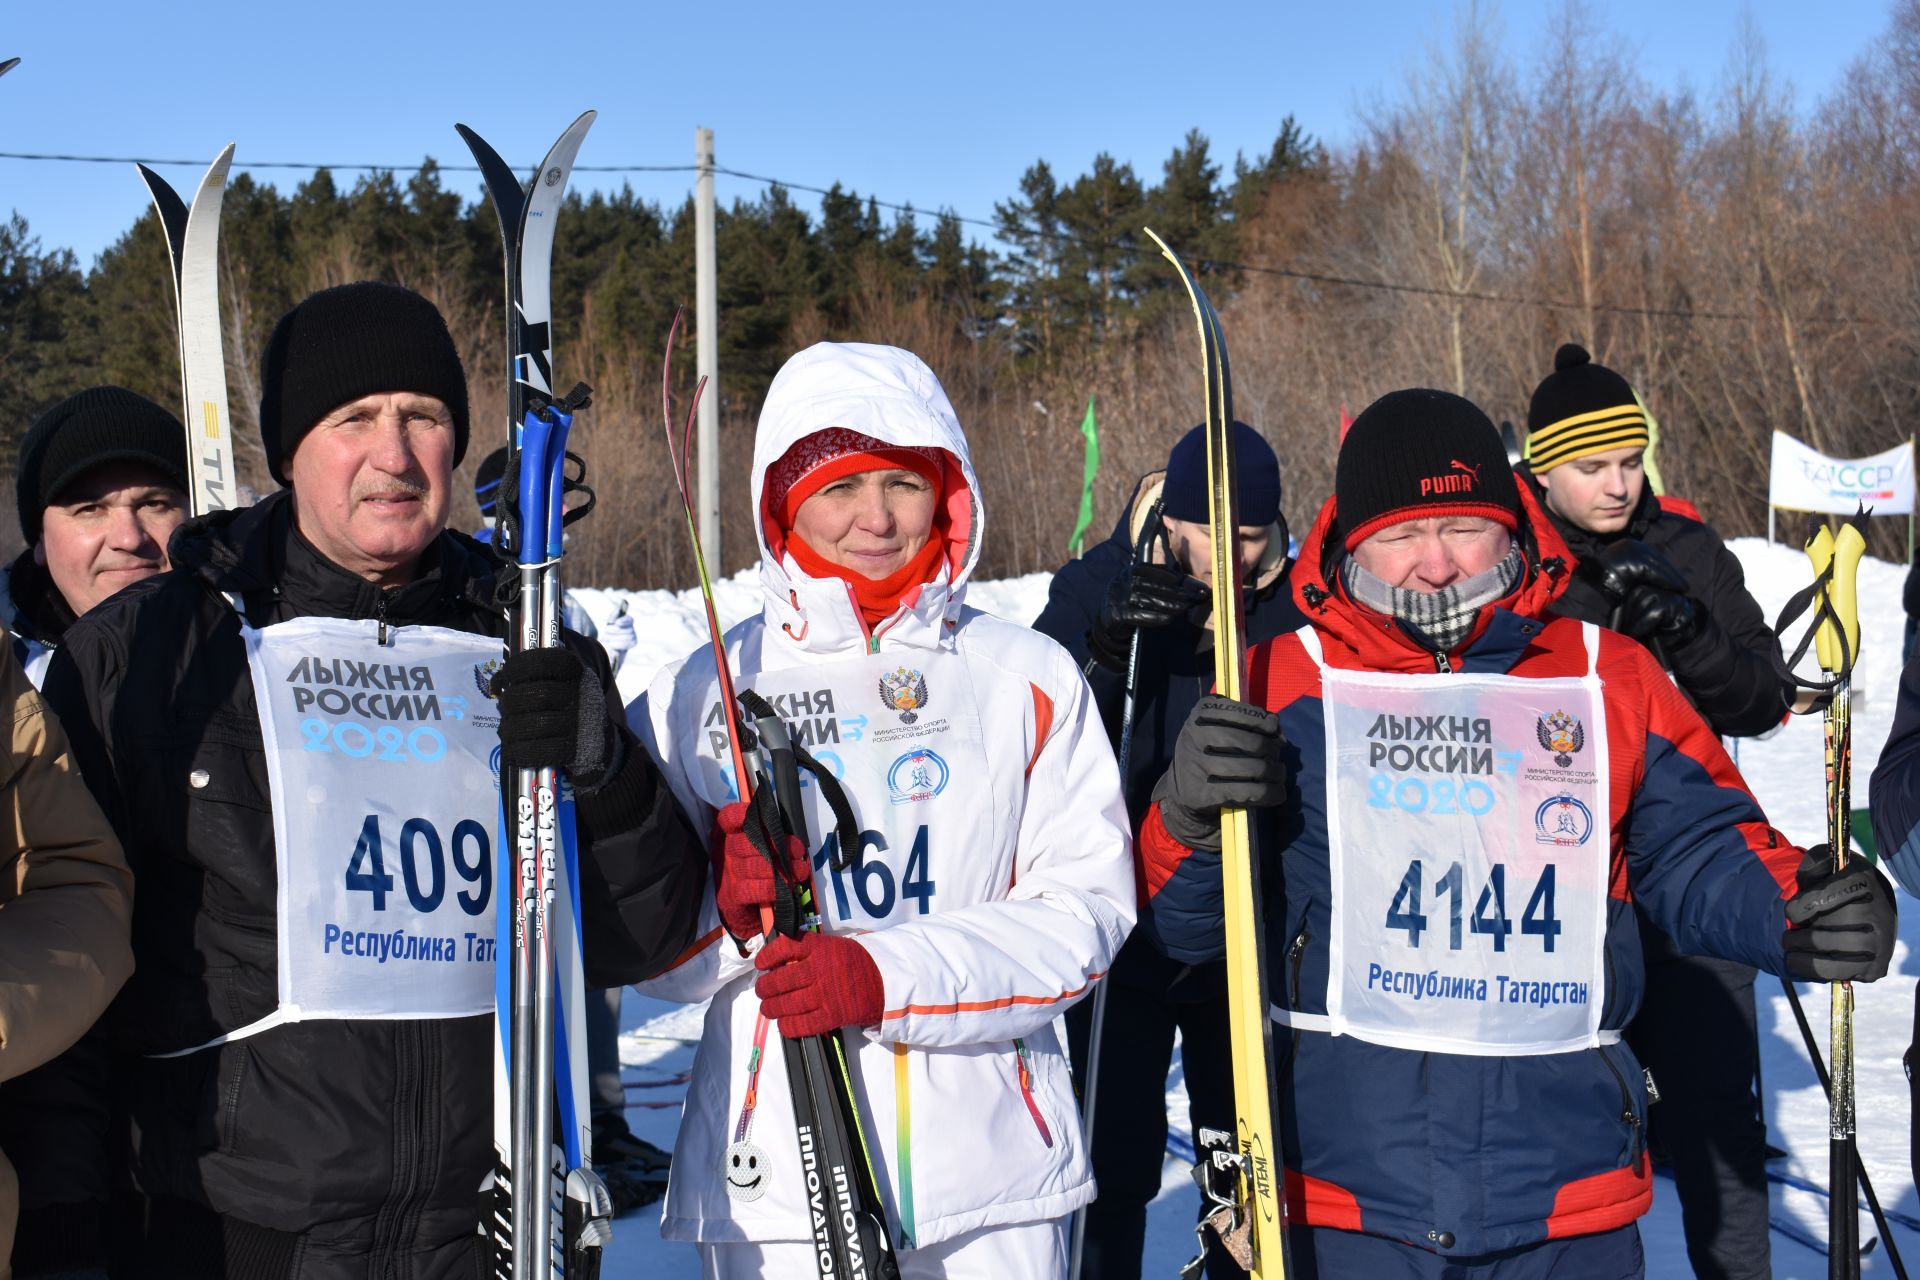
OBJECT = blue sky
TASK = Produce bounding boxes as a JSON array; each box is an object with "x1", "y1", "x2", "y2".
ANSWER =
[{"x1": 0, "y1": 0, "x2": 1894, "y2": 269}]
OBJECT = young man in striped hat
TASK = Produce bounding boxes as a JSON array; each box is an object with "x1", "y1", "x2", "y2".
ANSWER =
[{"x1": 1521, "y1": 343, "x2": 1793, "y2": 1280}]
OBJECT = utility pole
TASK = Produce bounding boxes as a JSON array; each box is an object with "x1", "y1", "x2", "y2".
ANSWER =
[{"x1": 695, "y1": 127, "x2": 720, "y2": 566}]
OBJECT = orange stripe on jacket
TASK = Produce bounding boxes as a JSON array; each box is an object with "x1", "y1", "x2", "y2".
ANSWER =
[
  {"x1": 1025, "y1": 682, "x2": 1055, "y2": 778},
  {"x1": 882, "y1": 972, "x2": 1104, "y2": 1022}
]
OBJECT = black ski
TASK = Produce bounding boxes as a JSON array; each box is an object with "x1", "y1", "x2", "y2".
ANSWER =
[
  {"x1": 739, "y1": 689, "x2": 901, "y2": 1280},
  {"x1": 0, "y1": 58, "x2": 18, "y2": 78}
]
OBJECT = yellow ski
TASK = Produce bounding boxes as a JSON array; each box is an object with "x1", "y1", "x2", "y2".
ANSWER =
[{"x1": 1147, "y1": 227, "x2": 1286, "y2": 1278}]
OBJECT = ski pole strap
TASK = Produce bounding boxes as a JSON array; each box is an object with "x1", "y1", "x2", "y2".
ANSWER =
[
  {"x1": 1777, "y1": 511, "x2": 1869, "y2": 689},
  {"x1": 797, "y1": 743, "x2": 861, "y2": 872}
]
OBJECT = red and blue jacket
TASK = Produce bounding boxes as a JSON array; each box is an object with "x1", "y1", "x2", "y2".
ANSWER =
[{"x1": 1138, "y1": 488, "x2": 1801, "y2": 1255}]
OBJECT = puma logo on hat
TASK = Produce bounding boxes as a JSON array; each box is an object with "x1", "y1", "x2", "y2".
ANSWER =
[{"x1": 1419, "y1": 459, "x2": 1484, "y2": 498}]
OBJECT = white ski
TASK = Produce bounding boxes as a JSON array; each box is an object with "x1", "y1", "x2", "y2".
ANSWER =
[{"x1": 137, "y1": 146, "x2": 238, "y2": 516}]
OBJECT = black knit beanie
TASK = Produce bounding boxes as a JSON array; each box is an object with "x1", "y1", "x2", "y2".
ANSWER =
[
  {"x1": 1160, "y1": 421, "x2": 1282, "y2": 526},
  {"x1": 1335, "y1": 389, "x2": 1520, "y2": 549},
  {"x1": 257, "y1": 282, "x2": 469, "y2": 485},
  {"x1": 1524, "y1": 343, "x2": 1648, "y2": 472},
  {"x1": 17, "y1": 386, "x2": 190, "y2": 544}
]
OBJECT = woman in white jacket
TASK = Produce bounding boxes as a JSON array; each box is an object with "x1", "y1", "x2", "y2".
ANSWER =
[{"x1": 634, "y1": 341, "x2": 1135, "y2": 1278}]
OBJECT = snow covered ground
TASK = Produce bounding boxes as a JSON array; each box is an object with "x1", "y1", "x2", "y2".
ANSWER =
[{"x1": 578, "y1": 539, "x2": 1920, "y2": 1277}]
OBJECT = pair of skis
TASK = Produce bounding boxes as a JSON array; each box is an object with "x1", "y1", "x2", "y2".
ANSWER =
[
  {"x1": 660, "y1": 317, "x2": 900, "y2": 1279},
  {"x1": 1144, "y1": 227, "x2": 1287, "y2": 1279},
  {"x1": 136, "y1": 147, "x2": 240, "y2": 517},
  {"x1": 462, "y1": 114, "x2": 609, "y2": 1278}
]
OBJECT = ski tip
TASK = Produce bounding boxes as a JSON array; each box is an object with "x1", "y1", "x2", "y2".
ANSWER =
[
  {"x1": 205, "y1": 143, "x2": 237, "y2": 186},
  {"x1": 0, "y1": 57, "x2": 19, "y2": 78},
  {"x1": 1143, "y1": 225, "x2": 1173, "y2": 261}
]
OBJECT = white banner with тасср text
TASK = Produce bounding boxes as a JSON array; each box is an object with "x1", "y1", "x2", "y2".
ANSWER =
[{"x1": 1769, "y1": 431, "x2": 1915, "y2": 515}]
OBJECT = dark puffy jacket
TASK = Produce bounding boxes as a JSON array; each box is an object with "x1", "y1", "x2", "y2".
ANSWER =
[
  {"x1": 1032, "y1": 470, "x2": 1304, "y2": 969},
  {"x1": 1137, "y1": 488, "x2": 1801, "y2": 1256},
  {"x1": 1872, "y1": 648, "x2": 1920, "y2": 897},
  {"x1": 1520, "y1": 467, "x2": 1791, "y2": 737},
  {"x1": 39, "y1": 492, "x2": 706, "y2": 1278}
]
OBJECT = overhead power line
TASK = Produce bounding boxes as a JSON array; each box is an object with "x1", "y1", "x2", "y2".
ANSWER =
[{"x1": 0, "y1": 148, "x2": 1841, "y2": 325}]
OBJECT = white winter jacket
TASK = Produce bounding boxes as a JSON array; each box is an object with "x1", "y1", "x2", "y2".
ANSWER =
[{"x1": 632, "y1": 342, "x2": 1135, "y2": 1250}]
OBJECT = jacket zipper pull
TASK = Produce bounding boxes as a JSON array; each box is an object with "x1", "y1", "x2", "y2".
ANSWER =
[
  {"x1": 1012, "y1": 1039, "x2": 1053, "y2": 1147},
  {"x1": 375, "y1": 589, "x2": 391, "y2": 645},
  {"x1": 1434, "y1": 651, "x2": 1453, "y2": 673}
]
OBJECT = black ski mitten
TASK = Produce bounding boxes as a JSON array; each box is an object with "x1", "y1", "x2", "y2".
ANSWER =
[
  {"x1": 1087, "y1": 560, "x2": 1211, "y2": 672},
  {"x1": 1784, "y1": 844, "x2": 1898, "y2": 982},
  {"x1": 1152, "y1": 694, "x2": 1287, "y2": 852},
  {"x1": 1580, "y1": 539, "x2": 1704, "y2": 647},
  {"x1": 491, "y1": 647, "x2": 618, "y2": 788}
]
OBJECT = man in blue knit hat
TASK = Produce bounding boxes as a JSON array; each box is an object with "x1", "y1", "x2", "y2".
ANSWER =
[{"x1": 1034, "y1": 419, "x2": 1302, "y2": 1280}]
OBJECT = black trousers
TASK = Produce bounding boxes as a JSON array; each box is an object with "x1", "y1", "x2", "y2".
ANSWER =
[
  {"x1": 1624, "y1": 934, "x2": 1770, "y2": 1280},
  {"x1": 1065, "y1": 936, "x2": 1245, "y2": 1280}
]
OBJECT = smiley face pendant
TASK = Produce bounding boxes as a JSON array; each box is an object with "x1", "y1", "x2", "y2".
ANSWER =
[{"x1": 724, "y1": 1140, "x2": 768, "y2": 1203}]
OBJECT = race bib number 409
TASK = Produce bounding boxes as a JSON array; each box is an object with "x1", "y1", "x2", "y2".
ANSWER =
[{"x1": 247, "y1": 619, "x2": 504, "y2": 1022}]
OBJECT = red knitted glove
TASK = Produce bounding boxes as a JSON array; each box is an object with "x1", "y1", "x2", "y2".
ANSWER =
[
  {"x1": 713, "y1": 799, "x2": 810, "y2": 942},
  {"x1": 753, "y1": 933, "x2": 885, "y2": 1038}
]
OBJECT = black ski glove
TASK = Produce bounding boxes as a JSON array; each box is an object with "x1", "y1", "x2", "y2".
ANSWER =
[
  {"x1": 1087, "y1": 560, "x2": 1210, "y2": 672},
  {"x1": 1152, "y1": 694, "x2": 1287, "y2": 852},
  {"x1": 1580, "y1": 539, "x2": 1705, "y2": 647},
  {"x1": 1783, "y1": 844, "x2": 1898, "y2": 982},
  {"x1": 491, "y1": 647, "x2": 619, "y2": 789}
]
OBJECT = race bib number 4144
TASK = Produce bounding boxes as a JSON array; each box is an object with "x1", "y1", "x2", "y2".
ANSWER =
[{"x1": 1318, "y1": 659, "x2": 1612, "y2": 1057}]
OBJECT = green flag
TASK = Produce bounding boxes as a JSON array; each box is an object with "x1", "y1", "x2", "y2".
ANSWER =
[{"x1": 1067, "y1": 395, "x2": 1100, "y2": 556}]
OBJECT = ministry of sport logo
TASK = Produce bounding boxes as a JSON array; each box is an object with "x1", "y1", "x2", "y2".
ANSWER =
[
  {"x1": 474, "y1": 659, "x2": 503, "y2": 702},
  {"x1": 879, "y1": 667, "x2": 930, "y2": 724},
  {"x1": 1536, "y1": 710, "x2": 1585, "y2": 768}
]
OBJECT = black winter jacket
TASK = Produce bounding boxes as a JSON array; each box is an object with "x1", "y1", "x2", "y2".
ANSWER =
[
  {"x1": 39, "y1": 492, "x2": 706, "y2": 1278},
  {"x1": 1520, "y1": 467, "x2": 1791, "y2": 738}
]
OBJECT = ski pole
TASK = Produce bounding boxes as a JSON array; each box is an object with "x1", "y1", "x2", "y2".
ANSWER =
[
  {"x1": 1069, "y1": 500, "x2": 1165, "y2": 1280},
  {"x1": 1805, "y1": 517, "x2": 1867, "y2": 1280},
  {"x1": 1778, "y1": 975, "x2": 1907, "y2": 1279}
]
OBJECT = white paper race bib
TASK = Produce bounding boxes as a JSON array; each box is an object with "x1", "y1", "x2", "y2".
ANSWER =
[
  {"x1": 1294, "y1": 624, "x2": 1613, "y2": 1056},
  {"x1": 245, "y1": 617, "x2": 505, "y2": 1025},
  {"x1": 682, "y1": 650, "x2": 988, "y2": 933}
]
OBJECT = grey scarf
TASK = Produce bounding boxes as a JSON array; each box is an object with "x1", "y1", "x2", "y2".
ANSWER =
[{"x1": 1342, "y1": 546, "x2": 1525, "y2": 654}]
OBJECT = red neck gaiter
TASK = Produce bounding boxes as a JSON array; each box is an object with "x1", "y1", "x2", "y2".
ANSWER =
[{"x1": 788, "y1": 532, "x2": 948, "y2": 628}]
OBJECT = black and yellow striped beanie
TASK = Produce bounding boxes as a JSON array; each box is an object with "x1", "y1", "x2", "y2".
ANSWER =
[{"x1": 1524, "y1": 343, "x2": 1649, "y2": 472}]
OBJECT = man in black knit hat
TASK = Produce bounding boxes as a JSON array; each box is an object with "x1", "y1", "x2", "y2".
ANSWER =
[
  {"x1": 1522, "y1": 343, "x2": 1790, "y2": 1280},
  {"x1": 0, "y1": 387, "x2": 186, "y2": 1280},
  {"x1": 2, "y1": 387, "x2": 190, "y2": 686},
  {"x1": 38, "y1": 281, "x2": 708, "y2": 1275},
  {"x1": 1132, "y1": 388, "x2": 1890, "y2": 1276},
  {"x1": 1033, "y1": 420, "x2": 1300, "y2": 1280}
]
